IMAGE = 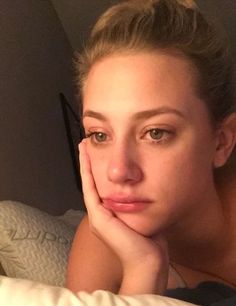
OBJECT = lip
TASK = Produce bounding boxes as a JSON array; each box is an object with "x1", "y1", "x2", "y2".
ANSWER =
[{"x1": 102, "y1": 196, "x2": 152, "y2": 213}]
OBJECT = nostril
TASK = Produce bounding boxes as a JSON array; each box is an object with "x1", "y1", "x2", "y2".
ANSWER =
[{"x1": 107, "y1": 162, "x2": 143, "y2": 184}]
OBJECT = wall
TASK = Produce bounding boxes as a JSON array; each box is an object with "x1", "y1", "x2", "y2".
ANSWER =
[
  {"x1": 0, "y1": 0, "x2": 84, "y2": 214},
  {"x1": 50, "y1": 0, "x2": 112, "y2": 50}
]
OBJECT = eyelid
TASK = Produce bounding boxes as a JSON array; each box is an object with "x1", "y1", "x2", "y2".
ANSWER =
[
  {"x1": 141, "y1": 124, "x2": 175, "y2": 135},
  {"x1": 84, "y1": 126, "x2": 107, "y2": 135}
]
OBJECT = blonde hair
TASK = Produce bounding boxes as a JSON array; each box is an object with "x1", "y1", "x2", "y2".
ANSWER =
[
  {"x1": 176, "y1": 0, "x2": 196, "y2": 8},
  {"x1": 75, "y1": 0, "x2": 235, "y2": 124}
]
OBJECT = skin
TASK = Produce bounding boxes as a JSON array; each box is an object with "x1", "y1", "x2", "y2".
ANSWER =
[
  {"x1": 66, "y1": 51, "x2": 236, "y2": 293},
  {"x1": 78, "y1": 139, "x2": 169, "y2": 294}
]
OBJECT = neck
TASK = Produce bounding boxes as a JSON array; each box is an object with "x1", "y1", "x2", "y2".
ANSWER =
[
  {"x1": 166, "y1": 189, "x2": 232, "y2": 273},
  {"x1": 163, "y1": 177, "x2": 236, "y2": 288}
]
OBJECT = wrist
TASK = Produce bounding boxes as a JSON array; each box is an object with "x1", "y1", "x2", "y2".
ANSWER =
[{"x1": 119, "y1": 261, "x2": 168, "y2": 295}]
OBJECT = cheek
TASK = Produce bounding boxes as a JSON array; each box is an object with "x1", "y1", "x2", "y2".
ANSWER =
[{"x1": 143, "y1": 139, "x2": 214, "y2": 193}]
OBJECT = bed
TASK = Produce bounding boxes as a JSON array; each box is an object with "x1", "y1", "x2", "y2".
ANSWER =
[{"x1": 0, "y1": 201, "x2": 198, "y2": 306}]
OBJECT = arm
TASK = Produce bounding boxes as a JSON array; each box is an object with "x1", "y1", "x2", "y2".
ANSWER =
[
  {"x1": 67, "y1": 215, "x2": 169, "y2": 295},
  {"x1": 67, "y1": 220, "x2": 183, "y2": 293},
  {"x1": 66, "y1": 215, "x2": 122, "y2": 293}
]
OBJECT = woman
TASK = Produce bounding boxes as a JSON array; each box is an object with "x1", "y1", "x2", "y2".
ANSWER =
[{"x1": 67, "y1": 0, "x2": 236, "y2": 302}]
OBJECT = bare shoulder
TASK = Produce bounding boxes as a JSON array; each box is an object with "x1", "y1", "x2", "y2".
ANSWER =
[{"x1": 66, "y1": 215, "x2": 122, "y2": 293}]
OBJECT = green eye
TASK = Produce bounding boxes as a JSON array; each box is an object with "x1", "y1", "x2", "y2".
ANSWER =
[
  {"x1": 149, "y1": 129, "x2": 164, "y2": 140},
  {"x1": 85, "y1": 131, "x2": 108, "y2": 144},
  {"x1": 94, "y1": 132, "x2": 107, "y2": 142}
]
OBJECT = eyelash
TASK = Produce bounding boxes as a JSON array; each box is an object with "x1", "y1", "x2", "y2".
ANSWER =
[{"x1": 85, "y1": 128, "x2": 174, "y2": 145}]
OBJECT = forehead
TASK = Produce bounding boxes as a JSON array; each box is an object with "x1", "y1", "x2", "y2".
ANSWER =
[{"x1": 82, "y1": 51, "x2": 202, "y2": 119}]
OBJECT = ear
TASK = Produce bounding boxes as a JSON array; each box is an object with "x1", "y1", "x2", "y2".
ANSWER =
[{"x1": 213, "y1": 113, "x2": 236, "y2": 168}]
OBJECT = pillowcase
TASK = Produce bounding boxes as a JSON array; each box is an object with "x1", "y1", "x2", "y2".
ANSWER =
[
  {"x1": 0, "y1": 276, "x2": 198, "y2": 306},
  {"x1": 0, "y1": 201, "x2": 85, "y2": 286}
]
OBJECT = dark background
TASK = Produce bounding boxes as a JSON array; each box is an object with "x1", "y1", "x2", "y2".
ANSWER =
[{"x1": 0, "y1": 1, "x2": 235, "y2": 214}]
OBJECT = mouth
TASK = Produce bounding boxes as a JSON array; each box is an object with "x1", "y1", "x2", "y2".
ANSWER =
[{"x1": 102, "y1": 197, "x2": 152, "y2": 213}]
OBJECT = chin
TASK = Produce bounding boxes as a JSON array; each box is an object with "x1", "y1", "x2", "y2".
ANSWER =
[{"x1": 115, "y1": 212, "x2": 162, "y2": 237}]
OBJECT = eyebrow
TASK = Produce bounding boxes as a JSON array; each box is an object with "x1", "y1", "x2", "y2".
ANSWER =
[{"x1": 83, "y1": 106, "x2": 186, "y2": 121}]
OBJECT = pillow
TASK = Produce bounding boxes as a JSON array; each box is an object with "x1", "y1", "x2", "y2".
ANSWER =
[
  {"x1": 0, "y1": 276, "x2": 198, "y2": 306},
  {"x1": 0, "y1": 263, "x2": 6, "y2": 276},
  {"x1": 0, "y1": 201, "x2": 85, "y2": 286}
]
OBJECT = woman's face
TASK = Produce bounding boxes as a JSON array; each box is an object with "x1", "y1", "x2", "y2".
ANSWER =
[{"x1": 82, "y1": 52, "x2": 218, "y2": 236}]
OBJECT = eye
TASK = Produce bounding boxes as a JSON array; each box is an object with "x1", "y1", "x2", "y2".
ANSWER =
[
  {"x1": 149, "y1": 129, "x2": 165, "y2": 140},
  {"x1": 86, "y1": 131, "x2": 107, "y2": 143},
  {"x1": 143, "y1": 128, "x2": 173, "y2": 143}
]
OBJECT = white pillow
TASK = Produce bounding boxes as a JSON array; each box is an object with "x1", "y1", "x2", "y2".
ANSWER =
[
  {"x1": 0, "y1": 276, "x2": 198, "y2": 306},
  {"x1": 0, "y1": 201, "x2": 85, "y2": 286}
]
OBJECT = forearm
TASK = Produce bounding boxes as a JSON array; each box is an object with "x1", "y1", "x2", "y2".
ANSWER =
[
  {"x1": 66, "y1": 217, "x2": 122, "y2": 293},
  {"x1": 119, "y1": 257, "x2": 168, "y2": 295},
  {"x1": 119, "y1": 271, "x2": 159, "y2": 295}
]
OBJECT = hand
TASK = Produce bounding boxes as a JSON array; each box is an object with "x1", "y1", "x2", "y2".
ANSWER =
[{"x1": 79, "y1": 139, "x2": 169, "y2": 294}]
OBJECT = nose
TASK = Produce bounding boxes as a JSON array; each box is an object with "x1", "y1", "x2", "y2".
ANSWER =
[{"x1": 107, "y1": 145, "x2": 143, "y2": 184}]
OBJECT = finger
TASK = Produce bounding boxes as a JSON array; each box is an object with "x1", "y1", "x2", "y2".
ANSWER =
[
  {"x1": 79, "y1": 140, "x2": 113, "y2": 224},
  {"x1": 79, "y1": 140, "x2": 101, "y2": 210}
]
